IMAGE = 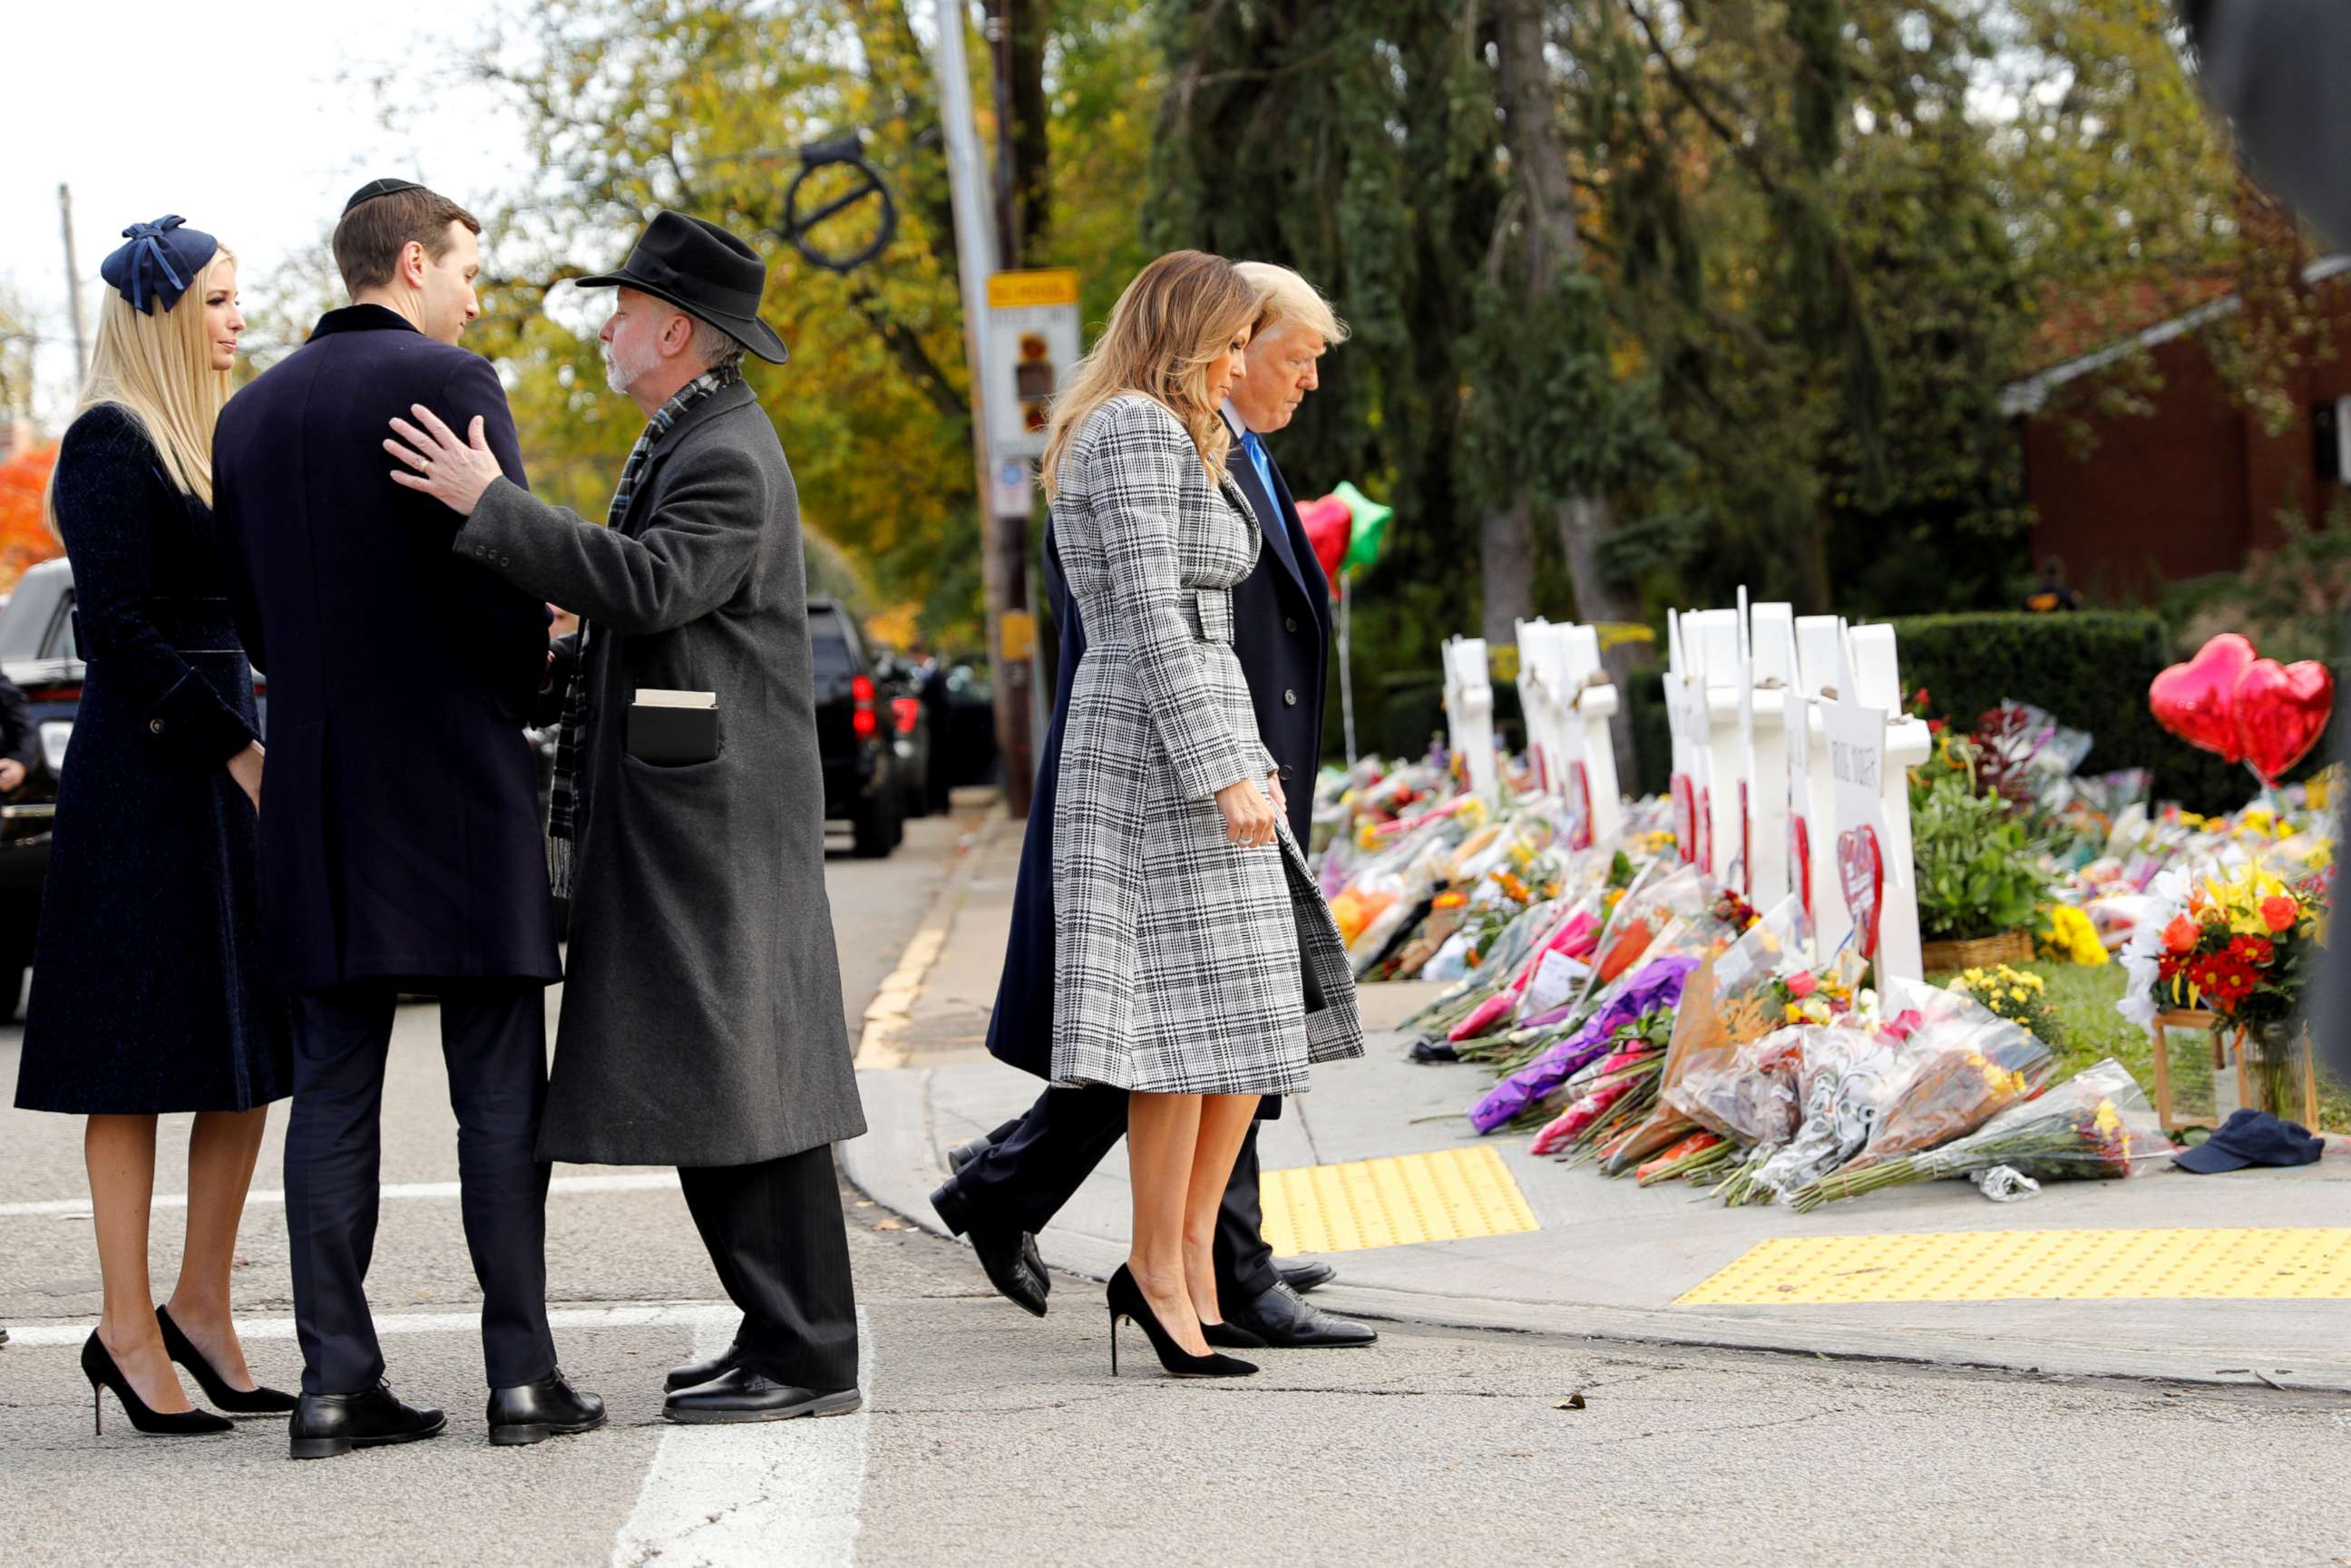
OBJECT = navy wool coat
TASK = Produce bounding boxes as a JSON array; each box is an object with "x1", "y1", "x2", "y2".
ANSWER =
[
  {"x1": 15, "y1": 404, "x2": 292, "y2": 1114},
  {"x1": 986, "y1": 421, "x2": 1332, "y2": 1081},
  {"x1": 213, "y1": 306, "x2": 561, "y2": 994}
]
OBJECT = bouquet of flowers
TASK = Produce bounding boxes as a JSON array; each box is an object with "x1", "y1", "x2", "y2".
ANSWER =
[
  {"x1": 1787, "y1": 981, "x2": 2054, "y2": 1201},
  {"x1": 1468, "y1": 956, "x2": 1697, "y2": 1132},
  {"x1": 2151, "y1": 862, "x2": 2326, "y2": 1030},
  {"x1": 1946, "y1": 963, "x2": 2063, "y2": 1046},
  {"x1": 1528, "y1": 1012, "x2": 1673, "y2": 1156},
  {"x1": 1741, "y1": 1025, "x2": 1916, "y2": 1203},
  {"x1": 1789, "y1": 1058, "x2": 2175, "y2": 1209}
]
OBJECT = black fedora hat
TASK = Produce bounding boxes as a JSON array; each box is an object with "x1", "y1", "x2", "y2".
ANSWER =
[{"x1": 575, "y1": 210, "x2": 788, "y2": 365}]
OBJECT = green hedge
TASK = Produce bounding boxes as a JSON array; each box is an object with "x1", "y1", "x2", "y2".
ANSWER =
[{"x1": 1886, "y1": 611, "x2": 2327, "y2": 813}]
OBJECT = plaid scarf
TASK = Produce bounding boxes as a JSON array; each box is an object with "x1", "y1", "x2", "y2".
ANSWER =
[{"x1": 545, "y1": 364, "x2": 740, "y2": 895}]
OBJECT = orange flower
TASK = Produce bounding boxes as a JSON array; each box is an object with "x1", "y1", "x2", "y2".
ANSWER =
[
  {"x1": 2261, "y1": 895, "x2": 2298, "y2": 933},
  {"x1": 2162, "y1": 914, "x2": 2199, "y2": 955}
]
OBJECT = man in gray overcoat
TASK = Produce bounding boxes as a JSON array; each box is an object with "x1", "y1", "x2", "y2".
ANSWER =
[{"x1": 385, "y1": 210, "x2": 866, "y2": 1423}]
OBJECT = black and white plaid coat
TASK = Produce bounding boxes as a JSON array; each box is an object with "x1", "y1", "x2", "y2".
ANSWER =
[{"x1": 1049, "y1": 394, "x2": 1365, "y2": 1096}]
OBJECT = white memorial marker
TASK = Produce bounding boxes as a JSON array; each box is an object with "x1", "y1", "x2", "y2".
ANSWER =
[
  {"x1": 1559, "y1": 623, "x2": 1624, "y2": 852},
  {"x1": 1743, "y1": 601, "x2": 1796, "y2": 911},
  {"x1": 1515, "y1": 617, "x2": 1562, "y2": 799},
  {"x1": 1685, "y1": 609, "x2": 1747, "y2": 887},
  {"x1": 1792, "y1": 614, "x2": 1850, "y2": 960},
  {"x1": 1444, "y1": 636, "x2": 1500, "y2": 803},
  {"x1": 1822, "y1": 625, "x2": 1926, "y2": 982}
]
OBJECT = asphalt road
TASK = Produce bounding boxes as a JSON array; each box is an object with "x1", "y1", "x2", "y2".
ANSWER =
[{"x1": 5, "y1": 808, "x2": 2350, "y2": 1567}]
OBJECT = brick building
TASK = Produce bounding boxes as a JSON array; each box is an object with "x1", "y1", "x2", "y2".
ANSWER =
[{"x1": 2002, "y1": 255, "x2": 2351, "y2": 601}]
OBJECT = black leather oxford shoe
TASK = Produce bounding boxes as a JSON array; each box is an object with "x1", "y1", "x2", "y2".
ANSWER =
[
  {"x1": 663, "y1": 1368, "x2": 863, "y2": 1425},
  {"x1": 486, "y1": 1370, "x2": 607, "y2": 1446},
  {"x1": 666, "y1": 1343, "x2": 743, "y2": 1392},
  {"x1": 930, "y1": 1178, "x2": 1049, "y2": 1318},
  {"x1": 1277, "y1": 1260, "x2": 1338, "y2": 1294},
  {"x1": 1226, "y1": 1282, "x2": 1378, "y2": 1349},
  {"x1": 288, "y1": 1381, "x2": 446, "y2": 1460}
]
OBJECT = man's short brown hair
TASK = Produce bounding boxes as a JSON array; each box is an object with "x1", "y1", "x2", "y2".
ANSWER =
[{"x1": 332, "y1": 188, "x2": 482, "y2": 293}]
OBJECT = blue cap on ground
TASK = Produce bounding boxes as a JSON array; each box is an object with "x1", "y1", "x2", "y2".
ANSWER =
[{"x1": 2173, "y1": 1107, "x2": 2325, "y2": 1174}]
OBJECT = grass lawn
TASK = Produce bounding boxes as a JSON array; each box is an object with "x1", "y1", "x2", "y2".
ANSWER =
[{"x1": 1926, "y1": 959, "x2": 2351, "y2": 1134}]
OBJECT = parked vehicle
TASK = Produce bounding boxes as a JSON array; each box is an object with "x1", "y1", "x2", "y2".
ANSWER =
[
  {"x1": 807, "y1": 597, "x2": 903, "y2": 858},
  {"x1": 872, "y1": 651, "x2": 933, "y2": 821}
]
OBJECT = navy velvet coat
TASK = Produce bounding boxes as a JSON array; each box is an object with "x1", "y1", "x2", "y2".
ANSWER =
[
  {"x1": 985, "y1": 424, "x2": 1332, "y2": 1080},
  {"x1": 15, "y1": 404, "x2": 293, "y2": 1114},
  {"x1": 213, "y1": 307, "x2": 561, "y2": 994}
]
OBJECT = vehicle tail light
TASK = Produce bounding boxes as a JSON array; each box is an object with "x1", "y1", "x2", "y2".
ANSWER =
[
  {"x1": 852, "y1": 674, "x2": 878, "y2": 739},
  {"x1": 892, "y1": 696, "x2": 921, "y2": 735}
]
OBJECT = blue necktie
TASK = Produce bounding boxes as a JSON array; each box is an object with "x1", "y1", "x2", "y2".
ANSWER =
[{"x1": 1241, "y1": 432, "x2": 1283, "y2": 544}]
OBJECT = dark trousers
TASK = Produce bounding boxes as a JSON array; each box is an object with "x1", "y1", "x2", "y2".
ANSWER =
[
  {"x1": 678, "y1": 1145, "x2": 861, "y2": 1393},
  {"x1": 958, "y1": 1086, "x2": 1279, "y2": 1302},
  {"x1": 284, "y1": 981, "x2": 556, "y2": 1395}
]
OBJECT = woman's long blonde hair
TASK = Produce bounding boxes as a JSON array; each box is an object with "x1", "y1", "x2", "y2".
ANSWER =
[
  {"x1": 1039, "y1": 250, "x2": 1260, "y2": 497},
  {"x1": 47, "y1": 246, "x2": 235, "y2": 525}
]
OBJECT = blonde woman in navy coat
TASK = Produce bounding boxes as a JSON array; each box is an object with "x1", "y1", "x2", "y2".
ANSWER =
[{"x1": 13, "y1": 217, "x2": 293, "y2": 1435}]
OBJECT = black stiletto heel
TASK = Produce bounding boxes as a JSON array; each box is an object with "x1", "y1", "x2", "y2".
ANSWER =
[
  {"x1": 82, "y1": 1332, "x2": 231, "y2": 1437},
  {"x1": 1105, "y1": 1266, "x2": 1256, "y2": 1379},
  {"x1": 157, "y1": 1305, "x2": 296, "y2": 1416}
]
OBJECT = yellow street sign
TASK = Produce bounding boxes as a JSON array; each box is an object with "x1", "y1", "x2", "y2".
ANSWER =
[
  {"x1": 987, "y1": 268, "x2": 1080, "y2": 310},
  {"x1": 1000, "y1": 609, "x2": 1037, "y2": 663}
]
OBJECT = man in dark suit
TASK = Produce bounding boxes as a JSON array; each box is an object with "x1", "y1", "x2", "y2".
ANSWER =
[
  {"x1": 936, "y1": 264, "x2": 1374, "y2": 1350},
  {"x1": 214, "y1": 180, "x2": 601, "y2": 1458}
]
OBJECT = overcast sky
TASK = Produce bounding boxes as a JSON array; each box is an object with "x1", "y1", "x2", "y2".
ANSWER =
[{"x1": 1, "y1": 0, "x2": 535, "y2": 422}]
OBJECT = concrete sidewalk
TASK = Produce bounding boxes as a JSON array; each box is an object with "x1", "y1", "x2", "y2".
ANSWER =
[{"x1": 842, "y1": 809, "x2": 2351, "y2": 1393}]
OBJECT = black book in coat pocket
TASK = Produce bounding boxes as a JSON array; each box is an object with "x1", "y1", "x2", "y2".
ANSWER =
[{"x1": 627, "y1": 689, "x2": 720, "y2": 765}]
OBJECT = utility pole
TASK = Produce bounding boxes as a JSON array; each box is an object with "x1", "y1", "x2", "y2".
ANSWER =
[
  {"x1": 931, "y1": 0, "x2": 1038, "y2": 817},
  {"x1": 58, "y1": 184, "x2": 87, "y2": 385}
]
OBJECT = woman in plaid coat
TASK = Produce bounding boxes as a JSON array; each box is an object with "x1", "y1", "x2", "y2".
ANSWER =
[{"x1": 1039, "y1": 251, "x2": 1364, "y2": 1378}]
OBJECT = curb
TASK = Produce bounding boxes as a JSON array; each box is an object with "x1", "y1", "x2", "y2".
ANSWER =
[{"x1": 853, "y1": 798, "x2": 1012, "y2": 1070}]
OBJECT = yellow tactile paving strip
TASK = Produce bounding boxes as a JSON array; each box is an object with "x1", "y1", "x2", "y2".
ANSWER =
[
  {"x1": 1676, "y1": 1227, "x2": 2351, "y2": 1305},
  {"x1": 1258, "y1": 1146, "x2": 1540, "y2": 1254}
]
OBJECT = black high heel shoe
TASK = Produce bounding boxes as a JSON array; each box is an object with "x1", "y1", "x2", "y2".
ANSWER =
[
  {"x1": 156, "y1": 1305, "x2": 296, "y2": 1417},
  {"x1": 82, "y1": 1332, "x2": 231, "y2": 1437},
  {"x1": 1105, "y1": 1266, "x2": 1256, "y2": 1378}
]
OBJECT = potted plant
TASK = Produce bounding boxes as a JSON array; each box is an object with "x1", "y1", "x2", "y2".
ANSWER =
[{"x1": 1910, "y1": 740, "x2": 2053, "y2": 970}]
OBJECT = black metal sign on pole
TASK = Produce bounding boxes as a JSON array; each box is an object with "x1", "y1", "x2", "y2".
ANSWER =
[{"x1": 779, "y1": 136, "x2": 900, "y2": 275}]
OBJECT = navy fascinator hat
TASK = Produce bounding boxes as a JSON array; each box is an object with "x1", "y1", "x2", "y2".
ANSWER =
[{"x1": 99, "y1": 215, "x2": 220, "y2": 316}]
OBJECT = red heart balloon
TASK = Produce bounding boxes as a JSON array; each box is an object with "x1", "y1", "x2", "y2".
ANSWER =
[
  {"x1": 1837, "y1": 825, "x2": 1883, "y2": 960},
  {"x1": 2235, "y1": 657, "x2": 2336, "y2": 785},
  {"x1": 1296, "y1": 496, "x2": 1353, "y2": 596},
  {"x1": 2150, "y1": 633, "x2": 2256, "y2": 762}
]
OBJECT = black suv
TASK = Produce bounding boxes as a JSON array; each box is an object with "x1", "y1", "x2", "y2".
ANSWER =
[{"x1": 808, "y1": 597, "x2": 902, "y2": 858}]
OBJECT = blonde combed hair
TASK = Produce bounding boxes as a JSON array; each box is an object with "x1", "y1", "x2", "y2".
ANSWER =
[
  {"x1": 1039, "y1": 250, "x2": 1260, "y2": 498},
  {"x1": 50, "y1": 247, "x2": 235, "y2": 524},
  {"x1": 1234, "y1": 262, "x2": 1349, "y2": 347}
]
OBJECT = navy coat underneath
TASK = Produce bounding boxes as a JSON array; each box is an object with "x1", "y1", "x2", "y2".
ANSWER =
[
  {"x1": 213, "y1": 306, "x2": 561, "y2": 995},
  {"x1": 15, "y1": 404, "x2": 292, "y2": 1114},
  {"x1": 986, "y1": 427, "x2": 1333, "y2": 1081}
]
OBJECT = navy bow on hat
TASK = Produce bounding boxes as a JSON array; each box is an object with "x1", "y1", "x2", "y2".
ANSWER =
[{"x1": 99, "y1": 215, "x2": 219, "y2": 316}]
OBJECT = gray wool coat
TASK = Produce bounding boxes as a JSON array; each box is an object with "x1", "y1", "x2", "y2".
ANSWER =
[{"x1": 454, "y1": 377, "x2": 864, "y2": 1168}]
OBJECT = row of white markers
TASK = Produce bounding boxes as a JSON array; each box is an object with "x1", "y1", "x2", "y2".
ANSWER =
[{"x1": 1439, "y1": 601, "x2": 1929, "y2": 982}]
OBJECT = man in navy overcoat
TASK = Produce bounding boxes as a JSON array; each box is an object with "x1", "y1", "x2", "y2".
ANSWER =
[
  {"x1": 214, "y1": 180, "x2": 600, "y2": 1458},
  {"x1": 934, "y1": 265, "x2": 1376, "y2": 1349}
]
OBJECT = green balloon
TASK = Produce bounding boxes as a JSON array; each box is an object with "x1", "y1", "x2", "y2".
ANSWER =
[{"x1": 1333, "y1": 481, "x2": 1392, "y2": 575}]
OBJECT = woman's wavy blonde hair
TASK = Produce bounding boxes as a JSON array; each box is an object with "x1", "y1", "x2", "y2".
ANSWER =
[
  {"x1": 1039, "y1": 249, "x2": 1260, "y2": 498},
  {"x1": 47, "y1": 245, "x2": 236, "y2": 527}
]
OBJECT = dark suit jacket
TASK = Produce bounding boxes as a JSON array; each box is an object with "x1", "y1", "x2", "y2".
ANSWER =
[
  {"x1": 213, "y1": 305, "x2": 561, "y2": 994},
  {"x1": 986, "y1": 421, "x2": 1332, "y2": 1080}
]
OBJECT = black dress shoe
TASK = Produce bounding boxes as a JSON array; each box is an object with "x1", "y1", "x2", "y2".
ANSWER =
[
  {"x1": 288, "y1": 1381, "x2": 446, "y2": 1460},
  {"x1": 945, "y1": 1136, "x2": 991, "y2": 1175},
  {"x1": 486, "y1": 1370, "x2": 606, "y2": 1446},
  {"x1": 1408, "y1": 1037, "x2": 1460, "y2": 1064},
  {"x1": 665, "y1": 1343, "x2": 743, "y2": 1393},
  {"x1": 1226, "y1": 1282, "x2": 1378, "y2": 1349},
  {"x1": 1277, "y1": 1260, "x2": 1338, "y2": 1294},
  {"x1": 664, "y1": 1368, "x2": 863, "y2": 1424},
  {"x1": 930, "y1": 1178, "x2": 1049, "y2": 1318}
]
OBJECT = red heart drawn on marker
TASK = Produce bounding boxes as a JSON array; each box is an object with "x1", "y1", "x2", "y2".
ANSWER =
[
  {"x1": 1697, "y1": 786, "x2": 1714, "y2": 877},
  {"x1": 1672, "y1": 774, "x2": 1695, "y2": 864},
  {"x1": 1790, "y1": 814, "x2": 1813, "y2": 930},
  {"x1": 1739, "y1": 781, "x2": 1752, "y2": 897},
  {"x1": 1569, "y1": 761, "x2": 1594, "y2": 852},
  {"x1": 2150, "y1": 633, "x2": 2255, "y2": 763},
  {"x1": 1837, "y1": 824, "x2": 1884, "y2": 960},
  {"x1": 2235, "y1": 657, "x2": 2335, "y2": 786}
]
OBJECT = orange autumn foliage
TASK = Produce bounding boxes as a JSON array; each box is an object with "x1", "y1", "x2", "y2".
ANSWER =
[{"x1": 0, "y1": 444, "x2": 64, "y2": 592}]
